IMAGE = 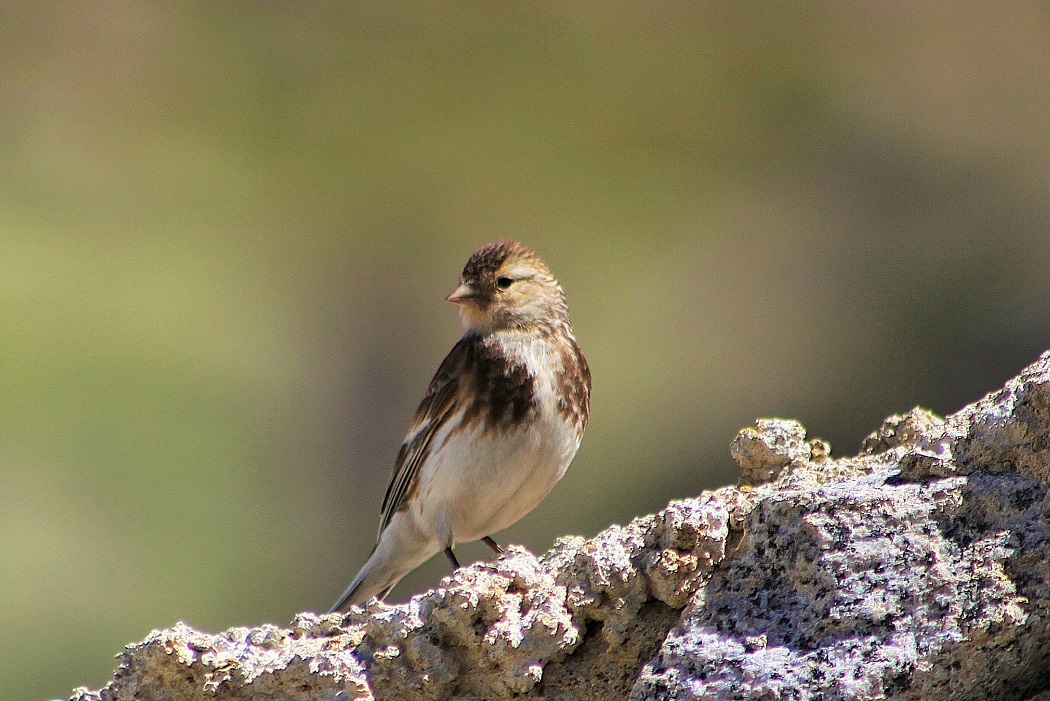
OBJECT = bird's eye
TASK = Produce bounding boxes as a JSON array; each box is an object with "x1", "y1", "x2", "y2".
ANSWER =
[{"x1": 496, "y1": 276, "x2": 514, "y2": 290}]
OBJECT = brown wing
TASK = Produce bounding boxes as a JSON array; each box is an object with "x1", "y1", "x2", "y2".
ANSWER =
[{"x1": 377, "y1": 338, "x2": 470, "y2": 535}]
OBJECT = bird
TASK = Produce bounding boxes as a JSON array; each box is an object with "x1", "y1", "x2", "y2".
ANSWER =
[{"x1": 329, "y1": 241, "x2": 591, "y2": 612}]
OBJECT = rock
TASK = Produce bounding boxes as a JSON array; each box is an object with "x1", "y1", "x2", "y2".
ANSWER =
[
  {"x1": 69, "y1": 498, "x2": 731, "y2": 701},
  {"x1": 860, "y1": 407, "x2": 944, "y2": 454},
  {"x1": 731, "y1": 419, "x2": 809, "y2": 486},
  {"x1": 68, "y1": 352, "x2": 1050, "y2": 700}
]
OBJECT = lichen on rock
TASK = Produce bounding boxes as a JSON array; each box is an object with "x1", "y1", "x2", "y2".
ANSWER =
[{"x1": 69, "y1": 352, "x2": 1050, "y2": 701}]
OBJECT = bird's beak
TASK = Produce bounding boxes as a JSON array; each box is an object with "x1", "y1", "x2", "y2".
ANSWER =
[{"x1": 446, "y1": 283, "x2": 475, "y2": 305}]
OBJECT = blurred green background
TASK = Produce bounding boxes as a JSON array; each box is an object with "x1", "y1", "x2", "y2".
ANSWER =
[{"x1": 2, "y1": 2, "x2": 1048, "y2": 698}]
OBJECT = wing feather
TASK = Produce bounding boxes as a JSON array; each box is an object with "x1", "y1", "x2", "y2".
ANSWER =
[{"x1": 377, "y1": 338, "x2": 471, "y2": 535}]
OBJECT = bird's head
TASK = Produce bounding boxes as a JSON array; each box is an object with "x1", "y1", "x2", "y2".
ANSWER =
[{"x1": 447, "y1": 241, "x2": 569, "y2": 334}]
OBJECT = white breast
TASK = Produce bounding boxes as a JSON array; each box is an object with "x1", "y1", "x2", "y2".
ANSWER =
[{"x1": 410, "y1": 335, "x2": 581, "y2": 547}]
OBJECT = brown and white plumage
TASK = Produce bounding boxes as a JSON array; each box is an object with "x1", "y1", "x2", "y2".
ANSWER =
[{"x1": 329, "y1": 241, "x2": 590, "y2": 612}]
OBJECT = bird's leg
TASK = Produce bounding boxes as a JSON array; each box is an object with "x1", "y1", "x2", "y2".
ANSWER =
[
  {"x1": 444, "y1": 547, "x2": 460, "y2": 570},
  {"x1": 481, "y1": 536, "x2": 504, "y2": 555}
]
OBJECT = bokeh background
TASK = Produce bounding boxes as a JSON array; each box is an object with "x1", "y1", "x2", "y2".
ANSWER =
[{"x1": 2, "y1": 2, "x2": 1048, "y2": 698}]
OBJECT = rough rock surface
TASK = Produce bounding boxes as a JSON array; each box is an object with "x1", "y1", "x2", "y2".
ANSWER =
[{"x1": 69, "y1": 352, "x2": 1050, "y2": 701}]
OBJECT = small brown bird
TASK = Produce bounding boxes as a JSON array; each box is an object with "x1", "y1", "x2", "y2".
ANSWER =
[{"x1": 330, "y1": 241, "x2": 591, "y2": 612}]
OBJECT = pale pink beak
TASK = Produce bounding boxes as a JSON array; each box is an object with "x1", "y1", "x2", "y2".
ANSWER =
[{"x1": 446, "y1": 282, "x2": 475, "y2": 305}]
